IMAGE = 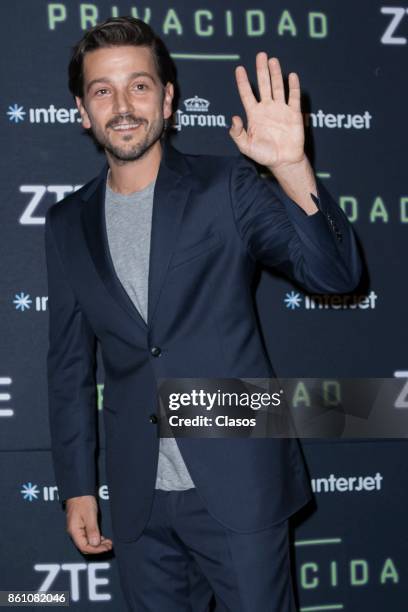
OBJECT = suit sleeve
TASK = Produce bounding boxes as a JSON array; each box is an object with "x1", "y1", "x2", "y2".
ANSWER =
[
  {"x1": 44, "y1": 207, "x2": 98, "y2": 503},
  {"x1": 229, "y1": 155, "x2": 362, "y2": 293}
]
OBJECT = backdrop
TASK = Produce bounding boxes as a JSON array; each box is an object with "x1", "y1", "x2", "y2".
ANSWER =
[{"x1": 1, "y1": 1, "x2": 407, "y2": 610}]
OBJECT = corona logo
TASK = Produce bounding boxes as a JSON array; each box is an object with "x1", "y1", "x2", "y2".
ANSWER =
[
  {"x1": 174, "y1": 95, "x2": 226, "y2": 131},
  {"x1": 183, "y1": 95, "x2": 210, "y2": 112}
]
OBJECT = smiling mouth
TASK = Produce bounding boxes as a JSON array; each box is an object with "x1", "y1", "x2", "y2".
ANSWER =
[{"x1": 111, "y1": 123, "x2": 143, "y2": 132}]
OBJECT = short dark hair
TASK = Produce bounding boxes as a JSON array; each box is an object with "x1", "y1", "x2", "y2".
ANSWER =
[{"x1": 68, "y1": 16, "x2": 177, "y2": 99}]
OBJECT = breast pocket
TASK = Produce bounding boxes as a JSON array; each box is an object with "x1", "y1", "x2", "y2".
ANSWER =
[{"x1": 169, "y1": 231, "x2": 222, "y2": 270}]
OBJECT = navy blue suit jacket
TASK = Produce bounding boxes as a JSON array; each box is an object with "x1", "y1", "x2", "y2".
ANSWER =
[{"x1": 45, "y1": 139, "x2": 362, "y2": 542}]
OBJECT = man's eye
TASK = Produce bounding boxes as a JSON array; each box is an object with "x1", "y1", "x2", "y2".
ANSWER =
[
  {"x1": 96, "y1": 88, "x2": 109, "y2": 96},
  {"x1": 134, "y1": 83, "x2": 147, "y2": 91}
]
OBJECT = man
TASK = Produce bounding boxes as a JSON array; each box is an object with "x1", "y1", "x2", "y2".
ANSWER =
[{"x1": 45, "y1": 16, "x2": 361, "y2": 612}]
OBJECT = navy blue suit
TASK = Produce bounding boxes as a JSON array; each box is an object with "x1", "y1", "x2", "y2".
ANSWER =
[{"x1": 45, "y1": 140, "x2": 361, "y2": 549}]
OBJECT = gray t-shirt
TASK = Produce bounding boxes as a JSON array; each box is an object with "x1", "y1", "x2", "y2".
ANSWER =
[{"x1": 104, "y1": 176, "x2": 195, "y2": 491}]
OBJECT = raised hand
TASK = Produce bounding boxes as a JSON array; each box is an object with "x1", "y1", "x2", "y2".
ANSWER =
[{"x1": 229, "y1": 52, "x2": 305, "y2": 171}]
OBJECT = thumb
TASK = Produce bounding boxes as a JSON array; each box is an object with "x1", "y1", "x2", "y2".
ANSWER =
[
  {"x1": 229, "y1": 115, "x2": 247, "y2": 148},
  {"x1": 85, "y1": 518, "x2": 101, "y2": 546}
]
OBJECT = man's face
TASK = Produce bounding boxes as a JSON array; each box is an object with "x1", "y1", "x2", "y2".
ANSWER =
[{"x1": 75, "y1": 45, "x2": 174, "y2": 162}]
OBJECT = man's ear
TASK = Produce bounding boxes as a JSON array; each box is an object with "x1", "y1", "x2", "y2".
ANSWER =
[
  {"x1": 162, "y1": 82, "x2": 174, "y2": 121},
  {"x1": 75, "y1": 96, "x2": 91, "y2": 129}
]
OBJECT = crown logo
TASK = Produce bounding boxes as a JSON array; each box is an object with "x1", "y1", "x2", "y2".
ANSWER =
[{"x1": 183, "y1": 95, "x2": 210, "y2": 112}]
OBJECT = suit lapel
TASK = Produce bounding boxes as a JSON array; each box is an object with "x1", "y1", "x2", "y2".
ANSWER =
[
  {"x1": 147, "y1": 141, "x2": 193, "y2": 327},
  {"x1": 80, "y1": 140, "x2": 193, "y2": 331}
]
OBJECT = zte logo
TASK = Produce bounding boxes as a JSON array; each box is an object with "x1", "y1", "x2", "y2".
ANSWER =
[
  {"x1": 35, "y1": 563, "x2": 111, "y2": 602},
  {"x1": 19, "y1": 186, "x2": 82, "y2": 225},
  {"x1": 394, "y1": 371, "x2": 408, "y2": 408},
  {"x1": 381, "y1": 7, "x2": 408, "y2": 44}
]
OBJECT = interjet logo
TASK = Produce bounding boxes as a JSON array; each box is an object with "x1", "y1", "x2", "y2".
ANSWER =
[
  {"x1": 13, "y1": 292, "x2": 32, "y2": 311},
  {"x1": 284, "y1": 291, "x2": 303, "y2": 310},
  {"x1": 7, "y1": 104, "x2": 26, "y2": 123},
  {"x1": 21, "y1": 482, "x2": 41, "y2": 502},
  {"x1": 19, "y1": 482, "x2": 110, "y2": 503},
  {"x1": 6, "y1": 103, "x2": 81, "y2": 124},
  {"x1": 284, "y1": 290, "x2": 378, "y2": 310},
  {"x1": 311, "y1": 472, "x2": 383, "y2": 493},
  {"x1": 304, "y1": 109, "x2": 372, "y2": 130},
  {"x1": 13, "y1": 292, "x2": 48, "y2": 312},
  {"x1": 174, "y1": 95, "x2": 227, "y2": 131}
]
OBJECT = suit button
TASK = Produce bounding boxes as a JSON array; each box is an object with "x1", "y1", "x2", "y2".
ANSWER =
[
  {"x1": 149, "y1": 414, "x2": 158, "y2": 424},
  {"x1": 150, "y1": 346, "x2": 162, "y2": 357}
]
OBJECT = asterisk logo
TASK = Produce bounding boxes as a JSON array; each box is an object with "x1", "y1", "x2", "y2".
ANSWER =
[
  {"x1": 7, "y1": 104, "x2": 26, "y2": 123},
  {"x1": 21, "y1": 482, "x2": 40, "y2": 501},
  {"x1": 284, "y1": 291, "x2": 302, "y2": 310},
  {"x1": 13, "y1": 292, "x2": 32, "y2": 311}
]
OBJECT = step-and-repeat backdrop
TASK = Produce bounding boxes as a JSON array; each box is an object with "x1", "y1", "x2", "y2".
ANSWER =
[{"x1": 1, "y1": 1, "x2": 407, "y2": 610}]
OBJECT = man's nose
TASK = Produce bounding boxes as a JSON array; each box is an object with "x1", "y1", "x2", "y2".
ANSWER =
[{"x1": 112, "y1": 90, "x2": 134, "y2": 115}]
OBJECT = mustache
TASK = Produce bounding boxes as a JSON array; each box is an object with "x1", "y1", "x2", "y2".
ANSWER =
[{"x1": 106, "y1": 114, "x2": 147, "y2": 129}]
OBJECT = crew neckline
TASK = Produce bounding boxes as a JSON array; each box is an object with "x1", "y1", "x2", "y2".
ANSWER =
[{"x1": 106, "y1": 172, "x2": 156, "y2": 198}]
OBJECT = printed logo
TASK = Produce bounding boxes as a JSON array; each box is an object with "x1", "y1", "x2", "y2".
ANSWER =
[
  {"x1": 380, "y1": 7, "x2": 408, "y2": 44},
  {"x1": 311, "y1": 472, "x2": 383, "y2": 493},
  {"x1": 304, "y1": 109, "x2": 372, "y2": 130},
  {"x1": 21, "y1": 482, "x2": 40, "y2": 502},
  {"x1": 7, "y1": 104, "x2": 26, "y2": 123},
  {"x1": 6, "y1": 104, "x2": 80, "y2": 124},
  {"x1": 35, "y1": 563, "x2": 112, "y2": 602},
  {"x1": 284, "y1": 291, "x2": 303, "y2": 309},
  {"x1": 18, "y1": 483, "x2": 109, "y2": 503},
  {"x1": 393, "y1": 371, "x2": 408, "y2": 409},
  {"x1": 184, "y1": 95, "x2": 210, "y2": 112},
  {"x1": 19, "y1": 185, "x2": 83, "y2": 226},
  {"x1": 0, "y1": 376, "x2": 13, "y2": 418},
  {"x1": 13, "y1": 292, "x2": 48, "y2": 312},
  {"x1": 13, "y1": 292, "x2": 32, "y2": 311},
  {"x1": 174, "y1": 95, "x2": 227, "y2": 131},
  {"x1": 284, "y1": 290, "x2": 378, "y2": 310}
]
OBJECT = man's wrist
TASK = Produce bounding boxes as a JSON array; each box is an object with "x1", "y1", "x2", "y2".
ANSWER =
[{"x1": 267, "y1": 155, "x2": 319, "y2": 215}]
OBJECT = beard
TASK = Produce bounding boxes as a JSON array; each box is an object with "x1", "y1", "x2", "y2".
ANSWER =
[{"x1": 89, "y1": 112, "x2": 165, "y2": 163}]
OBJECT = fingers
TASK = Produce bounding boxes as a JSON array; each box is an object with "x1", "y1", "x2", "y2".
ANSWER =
[
  {"x1": 287, "y1": 72, "x2": 301, "y2": 111},
  {"x1": 256, "y1": 52, "x2": 272, "y2": 100},
  {"x1": 67, "y1": 505, "x2": 113, "y2": 555},
  {"x1": 238, "y1": 52, "x2": 300, "y2": 107},
  {"x1": 267, "y1": 57, "x2": 285, "y2": 103},
  {"x1": 234, "y1": 65, "x2": 256, "y2": 114},
  {"x1": 69, "y1": 522, "x2": 113, "y2": 554}
]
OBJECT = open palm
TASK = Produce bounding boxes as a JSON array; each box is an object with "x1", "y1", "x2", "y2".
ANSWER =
[{"x1": 230, "y1": 52, "x2": 305, "y2": 170}]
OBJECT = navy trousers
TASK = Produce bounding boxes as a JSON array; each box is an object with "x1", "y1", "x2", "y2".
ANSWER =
[{"x1": 113, "y1": 488, "x2": 298, "y2": 611}]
